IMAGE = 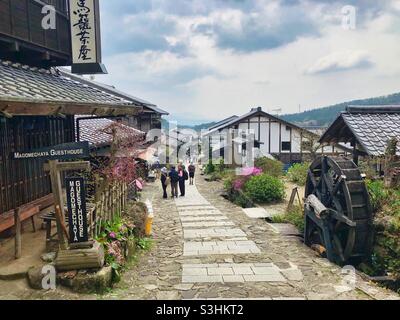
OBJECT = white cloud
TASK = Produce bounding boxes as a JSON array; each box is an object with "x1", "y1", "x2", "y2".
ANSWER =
[
  {"x1": 97, "y1": 0, "x2": 400, "y2": 124},
  {"x1": 305, "y1": 50, "x2": 373, "y2": 74}
]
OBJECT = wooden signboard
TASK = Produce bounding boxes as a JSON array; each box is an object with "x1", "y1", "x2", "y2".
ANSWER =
[
  {"x1": 66, "y1": 177, "x2": 89, "y2": 243},
  {"x1": 12, "y1": 142, "x2": 90, "y2": 161},
  {"x1": 69, "y1": 0, "x2": 107, "y2": 74}
]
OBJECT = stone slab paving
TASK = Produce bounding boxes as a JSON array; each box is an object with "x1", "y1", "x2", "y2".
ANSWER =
[
  {"x1": 183, "y1": 241, "x2": 261, "y2": 256},
  {"x1": 242, "y1": 208, "x2": 270, "y2": 219},
  {"x1": 184, "y1": 228, "x2": 248, "y2": 239},
  {"x1": 182, "y1": 221, "x2": 235, "y2": 228},
  {"x1": 180, "y1": 216, "x2": 229, "y2": 222},
  {"x1": 3, "y1": 174, "x2": 399, "y2": 300},
  {"x1": 179, "y1": 210, "x2": 223, "y2": 216},
  {"x1": 182, "y1": 263, "x2": 286, "y2": 283}
]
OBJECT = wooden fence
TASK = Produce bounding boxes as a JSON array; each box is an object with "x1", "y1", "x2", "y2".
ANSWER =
[{"x1": 90, "y1": 180, "x2": 128, "y2": 238}]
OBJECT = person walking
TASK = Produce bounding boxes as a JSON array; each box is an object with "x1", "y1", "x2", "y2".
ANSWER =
[
  {"x1": 188, "y1": 163, "x2": 196, "y2": 185},
  {"x1": 160, "y1": 167, "x2": 169, "y2": 199},
  {"x1": 169, "y1": 166, "x2": 179, "y2": 198},
  {"x1": 178, "y1": 165, "x2": 189, "y2": 197}
]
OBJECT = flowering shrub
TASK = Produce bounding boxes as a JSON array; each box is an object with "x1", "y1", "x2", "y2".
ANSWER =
[
  {"x1": 223, "y1": 168, "x2": 266, "y2": 208},
  {"x1": 254, "y1": 157, "x2": 283, "y2": 177},
  {"x1": 96, "y1": 216, "x2": 136, "y2": 277},
  {"x1": 244, "y1": 174, "x2": 285, "y2": 203}
]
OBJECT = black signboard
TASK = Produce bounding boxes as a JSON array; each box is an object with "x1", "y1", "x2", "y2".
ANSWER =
[
  {"x1": 12, "y1": 142, "x2": 90, "y2": 161},
  {"x1": 66, "y1": 177, "x2": 89, "y2": 243}
]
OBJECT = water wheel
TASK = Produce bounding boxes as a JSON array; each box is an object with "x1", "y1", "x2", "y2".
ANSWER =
[{"x1": 304, "y1": 156, "x2": 374, "y2": 265}]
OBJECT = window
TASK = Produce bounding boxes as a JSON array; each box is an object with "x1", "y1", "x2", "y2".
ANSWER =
[{"x1": 282, "y1": 142, "x2": 291, "y2": 151}]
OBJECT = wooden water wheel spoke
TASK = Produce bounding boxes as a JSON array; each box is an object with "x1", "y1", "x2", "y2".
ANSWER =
[{"x1": 304, "y1": 156, "x2": 373, "y2": 266}]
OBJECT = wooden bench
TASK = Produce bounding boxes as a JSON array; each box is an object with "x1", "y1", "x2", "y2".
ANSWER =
[
  {"x1": 0, "y1": 206, "x2": 40, "y2": 234},
  {"x1": 0, "y1": 194, "x2": 54, "y2": 234}
]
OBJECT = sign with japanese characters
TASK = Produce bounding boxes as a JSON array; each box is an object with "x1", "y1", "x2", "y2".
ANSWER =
[
  {"x1": 66, "y1": 177, "x2": 89, "y2": 243},
  {"x1": 69, "y1": 0, "x2": 107, "y2": 74},
  {"x1": 12, "y1": 142, "x2": 90, "y2": 161}
]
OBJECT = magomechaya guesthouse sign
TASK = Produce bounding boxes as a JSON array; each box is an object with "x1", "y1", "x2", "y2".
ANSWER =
[
  {"x1": 12, "y1": 142, "x2": 90, "y2": 160},
  {"x1": 66, "y1": 177, "x2": 89, "y2": 243},
  {"x1": 69, "y1": 0, "x2": 107, "y2": 74}
]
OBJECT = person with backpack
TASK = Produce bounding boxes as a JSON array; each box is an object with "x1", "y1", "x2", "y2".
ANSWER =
[
  {"x1": 188, "y1": 163, "x2": 196, "y2": 185},
  {"x1": 160, "y1": 167, "x2": 169, "y2": 199},
  {"x1": 169, "y1": 166, "x2": 179, "y2": 198},
  {"x1": 178, "y1": 164, "x2": 189, "y2": 197}
]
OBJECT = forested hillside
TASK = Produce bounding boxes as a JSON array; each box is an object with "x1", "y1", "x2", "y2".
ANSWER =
[{"x1": 281, "y1": 92, "x2": 400, "y2": 127}]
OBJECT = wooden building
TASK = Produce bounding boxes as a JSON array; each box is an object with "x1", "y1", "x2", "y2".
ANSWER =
[
  {"x1": 0, "y1": 0, "x2": 71, "y2": 67},
  {"x1": 0, "y1": 0, "x2": 166, "y2": 238},
  {"x1": 0, "y1": 59, "x2": 142, "y2": 228},
  {"x1": 204, "y1": 107, "x2": 349, "y2": 166},
  {"x1": 320, "y1": 105, "x2": 400, "y2": 164},
  {"x1": 59, "y1": 69, "x2": 169, "y2": 134}
]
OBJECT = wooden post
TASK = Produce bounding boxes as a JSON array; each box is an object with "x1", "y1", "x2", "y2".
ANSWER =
[
  {"x1": 14, "y1": 208, "x2": 21, "y2": 259},
  {"x1": 48, "y1": 160, "x2": 67, "y2": 249}
]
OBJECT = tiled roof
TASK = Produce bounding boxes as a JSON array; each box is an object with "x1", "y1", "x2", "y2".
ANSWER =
[
  {"x1": 59, "y1": 69, "x2": 169, "y2": 115},
  {"x1": 77, "y1": 117, "x2": 145, "y2": 148},
  {"x1": 208, "y1": 115, "x2": 239, "y2": 130},
  {"x1": 0, "y1": 60, "x2": 132, "y2": 106},
  {"x1": 204, "y1": 107, "x2": 316, "y2": 137},
  {"x1": 342, "y1": 107, "x2": 400, "y2": 156}
]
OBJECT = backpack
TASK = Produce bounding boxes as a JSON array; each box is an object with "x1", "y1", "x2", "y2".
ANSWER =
[{"x1": 184, "y1": 170, "x2": 189, "y2": 181}]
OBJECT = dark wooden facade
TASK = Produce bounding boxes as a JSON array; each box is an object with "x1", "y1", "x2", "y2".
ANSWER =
[
  {"x1": 0, "y1": 0, "x2": 71, "y2": 66},
  {"x1": 0, "y1": 116, "x2": 74, "y2": 215}
]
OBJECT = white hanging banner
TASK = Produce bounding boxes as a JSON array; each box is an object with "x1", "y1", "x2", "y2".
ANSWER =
[{"x1": 69, "y1": 0, "x2": 107, "y2": 74}]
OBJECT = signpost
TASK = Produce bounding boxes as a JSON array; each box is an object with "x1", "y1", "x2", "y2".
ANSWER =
[
  {"x1": 12, "y1": 141, "x2": 91, "y2": 249},
  {"x1": 66, "y1": 177, "x2": 89, "y2": 243},
  {"x1": 69, "y1": 0, "x2": 107, "y2": 74},
  {"x1": 12, "y1": 141, "x2": 89, "y2": 160}
]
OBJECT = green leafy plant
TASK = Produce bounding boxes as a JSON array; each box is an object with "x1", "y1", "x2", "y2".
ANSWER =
[
  {"x1": 254, "y1": 157, "x2": 283, "y2": 177},
  {"x1": 367, "y1": 180, "x2": 390, "y2": 212},
  {"x1": 271, "y1": 206, "x2": 305, "y2": 233},
  {"x1": 244, "y1": 174, "x2": 285, "y2": 204},
  {"x1": 95, "y1": 216, "x2": 136, "y2": 280},
  {"x1": 137, "y1": 238, "x2": 154, "y2": 251},
  {"x1": 287, "y1": 162, "x2": 310, "y2": 186},
  {"x1": 204, "y1": 160, "x2": 216, "y2": 175}
]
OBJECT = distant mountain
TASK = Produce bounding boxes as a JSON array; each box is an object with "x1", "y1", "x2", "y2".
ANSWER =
[
  {"x1": 161, "y1": 92, "x2": 400, "y2": 131},
  {"x1": 162, "y1": 118, "x2": 216, "y2": 131},
  {"x1": 281, "y1": 92, "x2": 400, "y2": 127}
]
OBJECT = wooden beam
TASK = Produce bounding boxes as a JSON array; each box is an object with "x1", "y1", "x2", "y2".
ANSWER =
[
  {"x1": 44, "y1": 161, "x2": 90, "y2": 172},
  {"x1": 0, "y1": 100, "x2": 143, "y2": 117}
]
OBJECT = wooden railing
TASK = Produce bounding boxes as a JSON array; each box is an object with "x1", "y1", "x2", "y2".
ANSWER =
[{"x1": 91, "y1": 180, "x2": 128, "y2": 238}]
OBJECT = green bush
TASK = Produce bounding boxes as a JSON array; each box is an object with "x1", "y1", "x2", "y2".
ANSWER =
[
  {"x1": 209, "y1": 171, "x2": 223, "y2": 181},
  {"x1": 244, "y1": 174, "x2": 285, "y2": 204},
  {"x1": 204, "y1": 161, "x2": 216, "y2": 174},
  {"x1": 287, "y1": 162, "x2": 309, "y2": 186},
  {"x1": 215, "y1": 158, "x2": 226, "y2": 173},
  {"x1": 271, "y1": 205, "x2": 305, "y2": 233},
  {"x1": 367, "y1": 180, "x2": 390, "y2": 212},
  {"x1": 254, "y1": 157, "x2": 283, "y2": 177}
]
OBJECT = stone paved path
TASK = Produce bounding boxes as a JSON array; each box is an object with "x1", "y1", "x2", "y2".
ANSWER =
[{"x1": 1, "y1": 174, "x2": 399, "y2": 300}]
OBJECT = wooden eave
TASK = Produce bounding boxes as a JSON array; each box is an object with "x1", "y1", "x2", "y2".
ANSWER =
[{"x1": 0, "y1": 97, "x2": 143, "y2": 117}]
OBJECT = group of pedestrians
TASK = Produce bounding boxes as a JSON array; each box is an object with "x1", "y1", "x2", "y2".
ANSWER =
[{"x1": 159, "y1": 163, "x2": 196, "y2": 199}]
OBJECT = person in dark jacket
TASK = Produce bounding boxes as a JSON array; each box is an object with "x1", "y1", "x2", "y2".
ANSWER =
[
  {"x1": 178, "y1": 165, "x2": 189, "y2": 197},
  {"x1": 188, "y1": 163, "x2": 196, "y2": 185},
  {"x1": 169, "y1": 166, "x2": 179, "y2": 198},
  {"x1": 160, "y1": 167, "x2": 169, "y2": 199}
]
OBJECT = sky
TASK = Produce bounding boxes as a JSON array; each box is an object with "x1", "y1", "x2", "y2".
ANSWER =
[{"x1": 95, "y1": 0, "x2": 400, "y2": 125}]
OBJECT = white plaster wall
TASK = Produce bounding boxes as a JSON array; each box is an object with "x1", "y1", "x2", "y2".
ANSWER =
[{"x1": 270, "y1": 122, "x2": 280, "y2": 153}]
